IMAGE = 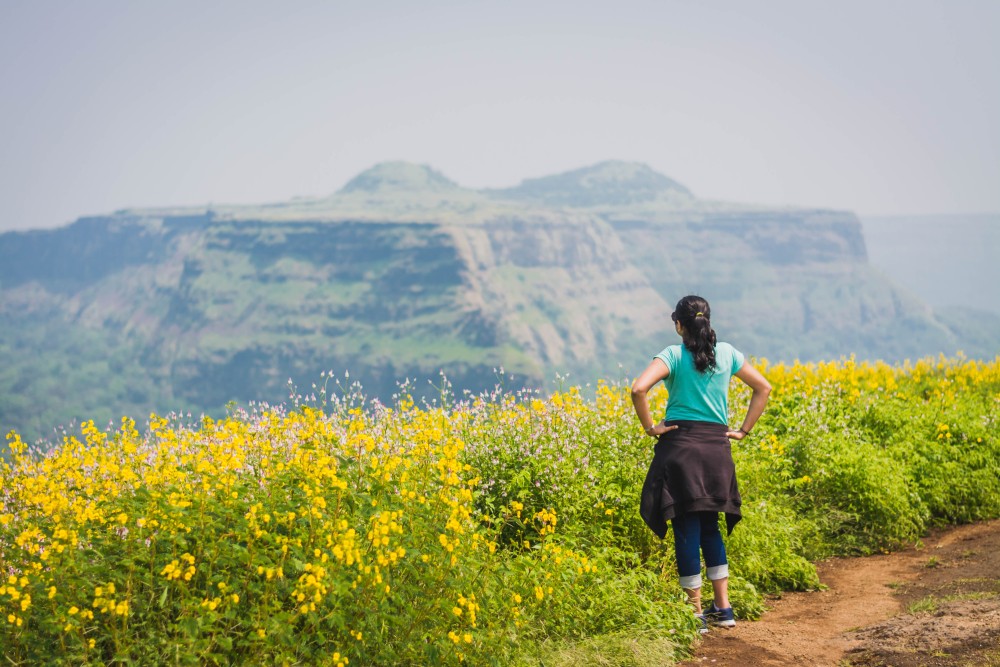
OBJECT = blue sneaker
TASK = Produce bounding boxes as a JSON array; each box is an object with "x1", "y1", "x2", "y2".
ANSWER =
[
  {"x1": 704, "y1": 603, "x2": 736, "y2": 628},
  {"x1": 694, "y1": 613, "x2": 709, "y2": 634}
]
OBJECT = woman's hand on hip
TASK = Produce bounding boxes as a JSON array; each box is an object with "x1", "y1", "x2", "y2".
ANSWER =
[
  {"x1": 725, "y1": 429, "x2": 747, "y2": 440},
  {"x1": 645, "y1": 421, "x2": 678, "y2": 437}
]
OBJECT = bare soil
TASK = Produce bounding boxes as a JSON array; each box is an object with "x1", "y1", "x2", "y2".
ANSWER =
[{"x1": 678, "y1": 519, "x2": 1000, "y2": 667}]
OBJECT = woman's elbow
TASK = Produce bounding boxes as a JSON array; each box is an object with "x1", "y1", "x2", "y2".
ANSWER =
[{"x1": 630, "y1": 381, "x2": 646, "y2": 398}]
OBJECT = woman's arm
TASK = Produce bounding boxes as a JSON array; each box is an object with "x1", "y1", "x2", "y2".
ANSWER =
[
  {"x1": 726, "y1": 362, "x2": 772, "y2": 440},
  {"x1": 631, "y1": 358, "x2": 678, "y2": 438}
]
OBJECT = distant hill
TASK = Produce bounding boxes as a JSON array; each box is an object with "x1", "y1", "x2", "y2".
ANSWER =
[
  {"x1": 1, "y1": 162, "x2": 991, "y2": 443},
  {"x1": 487, "y1": 160, "x2": 694, "y2": 207},
  {"x1": 339, "y1": 161, "x2": 463, "y2": 195}
]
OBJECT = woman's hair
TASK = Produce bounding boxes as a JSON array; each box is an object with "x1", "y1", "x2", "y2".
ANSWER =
[{"x1": 671, "y1": 295, "x2": 717, "y2": 372}]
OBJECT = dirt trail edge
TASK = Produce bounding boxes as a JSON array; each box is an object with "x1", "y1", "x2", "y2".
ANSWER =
[{"x1": 679, "y1": 518, "x2": 1000, "y2": 667}]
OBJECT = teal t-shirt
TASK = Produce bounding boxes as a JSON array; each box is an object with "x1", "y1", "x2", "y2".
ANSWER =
[{"x1": 655, "y1": 342, "x2": 745, "y2": 425}]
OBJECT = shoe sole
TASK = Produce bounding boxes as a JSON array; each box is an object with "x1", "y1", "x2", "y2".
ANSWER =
[{"x1": 710, "y1": 619, "x2": 736, "y2": 628}]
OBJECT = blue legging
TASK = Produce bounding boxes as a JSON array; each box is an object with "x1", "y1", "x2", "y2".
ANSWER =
[{"x1": 671, "y1": 511, "x2": 728, "y2": 589}]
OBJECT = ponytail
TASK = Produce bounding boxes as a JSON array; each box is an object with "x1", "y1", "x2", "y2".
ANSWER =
[{"x1": 672, "y1": 295, "x2": 717, "y2": 372}]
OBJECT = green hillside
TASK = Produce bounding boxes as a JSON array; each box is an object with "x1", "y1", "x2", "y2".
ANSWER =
[{"x1": 0, "y1": 162, "x2": 989, "y2": 442}]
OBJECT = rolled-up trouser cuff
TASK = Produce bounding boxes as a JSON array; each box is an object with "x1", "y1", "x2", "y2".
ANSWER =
[
  {"x1": 706, "y1": 564, "x2": 729, "y2": 581},
  {"x1": 679, "y1": 573, "x2": 702, "y2": 589}
]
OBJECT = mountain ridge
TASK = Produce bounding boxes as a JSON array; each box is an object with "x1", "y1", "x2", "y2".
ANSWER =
[
  {"x1": 0, "y1": 161, "x2": 989, "y2": 444},
  {"x1": 113, "y1": 160, "x2": 756, "y2": 222}
]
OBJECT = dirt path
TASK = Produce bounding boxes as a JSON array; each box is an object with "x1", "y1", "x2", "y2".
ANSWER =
[{"x1": 679, "y1": 519, "x2": 1000, "y2": 667}]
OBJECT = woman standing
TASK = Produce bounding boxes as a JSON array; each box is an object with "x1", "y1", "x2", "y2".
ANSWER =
[{"x1": 631, "y1": 295, "x2": 771, "y2": 631}]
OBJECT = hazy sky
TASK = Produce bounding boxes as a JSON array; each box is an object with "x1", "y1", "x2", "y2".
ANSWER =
[{"x1": 1, "y1": 0, "x2": 998, "y2": 231}]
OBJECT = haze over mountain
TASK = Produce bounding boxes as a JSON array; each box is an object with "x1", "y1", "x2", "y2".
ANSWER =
[
  {"x1": 861, "y1": 213, "x2": 1000, "y2": 316},
  {"x1": 1, "y1": 161, "x2": 992, "y2": 443}
]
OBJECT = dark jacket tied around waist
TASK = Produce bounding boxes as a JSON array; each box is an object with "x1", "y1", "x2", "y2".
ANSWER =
[{"x1": 640, "y1": 420, "x2": 742, "y2": 539}]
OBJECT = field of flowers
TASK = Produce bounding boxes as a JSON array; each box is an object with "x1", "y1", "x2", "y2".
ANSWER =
[{"x1": 2, "y1": 356, "x2": 999, "y2": 665}]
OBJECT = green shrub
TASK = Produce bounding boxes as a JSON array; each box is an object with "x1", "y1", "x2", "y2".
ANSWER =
[{"x1": 793, "y1": 435, "x2": 928, "y2": 554}]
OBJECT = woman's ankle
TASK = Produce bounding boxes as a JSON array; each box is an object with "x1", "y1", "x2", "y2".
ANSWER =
[
  {"x1": 709, "y1": 577, "x2": 730, "y2": 609},
  {"x1": 682, "y1": 586, "x2": 702, "y2": 614}
]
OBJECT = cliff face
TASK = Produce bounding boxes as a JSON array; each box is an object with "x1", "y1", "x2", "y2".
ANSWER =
[
  {"x1": 2, "y1": 215, "x2": 484, "y2": 408},
  {"x1": 446, "y1": 214, "x2": 665, "y2": 371},
  {"x1": 607, "y1": 208, "x2": 954, "y2": 361},
  {"x1": 0, "y1": 161, "x2": 974, "y2": 442}
]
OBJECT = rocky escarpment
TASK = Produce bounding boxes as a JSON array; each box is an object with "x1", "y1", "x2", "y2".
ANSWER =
[
  {"x1": 446, "y1": 213, "x2": 665, "y2": 372},
  {"x1": 1, "y1": 215, "x2": 490, "y2": 409},
  {"x1": 489, "y1": 162, "x2": 954, "y2": 362},
  {"x1": 0, "y1": 206, "x2": 668, "y2": 440},
  {"x1": 604, "y1": 208, "x2": 951, "y2": 360}
]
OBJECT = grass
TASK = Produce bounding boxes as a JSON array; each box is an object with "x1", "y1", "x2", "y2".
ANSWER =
[
  {"x1": 525, "y1": 631, "x2": 686, "y2": 667},
  {"x1": 907, "y1": 591, "x2": 998, "y2": 615},
  {"x1": 907, "y1": 596, "x2": 940, "y2": 614}
]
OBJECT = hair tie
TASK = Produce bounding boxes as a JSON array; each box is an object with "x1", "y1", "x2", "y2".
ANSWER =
[{"x1": 695, "y1": 312, "x2": 704, "y2": 317}]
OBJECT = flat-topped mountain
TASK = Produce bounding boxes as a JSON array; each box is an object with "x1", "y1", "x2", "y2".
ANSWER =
[{"x1": 0, "y1": 161, "x2": 984, "y2": 442}]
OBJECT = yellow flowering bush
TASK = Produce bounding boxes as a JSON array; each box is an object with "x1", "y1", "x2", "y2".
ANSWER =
[
  {"x1": 730, "y1": 355, "x2": 1000, "y2": 562},
  {"x1": 1, "y1": 356, "x2": 998, "y2": 665},
  {"x1": 0, "y1": 391, "x2": 686, "y2": 665}
]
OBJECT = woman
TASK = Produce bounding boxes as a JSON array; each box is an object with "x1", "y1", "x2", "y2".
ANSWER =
[{"x1": 631, "y1": 295, "x2": 771, "y2": 632}]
